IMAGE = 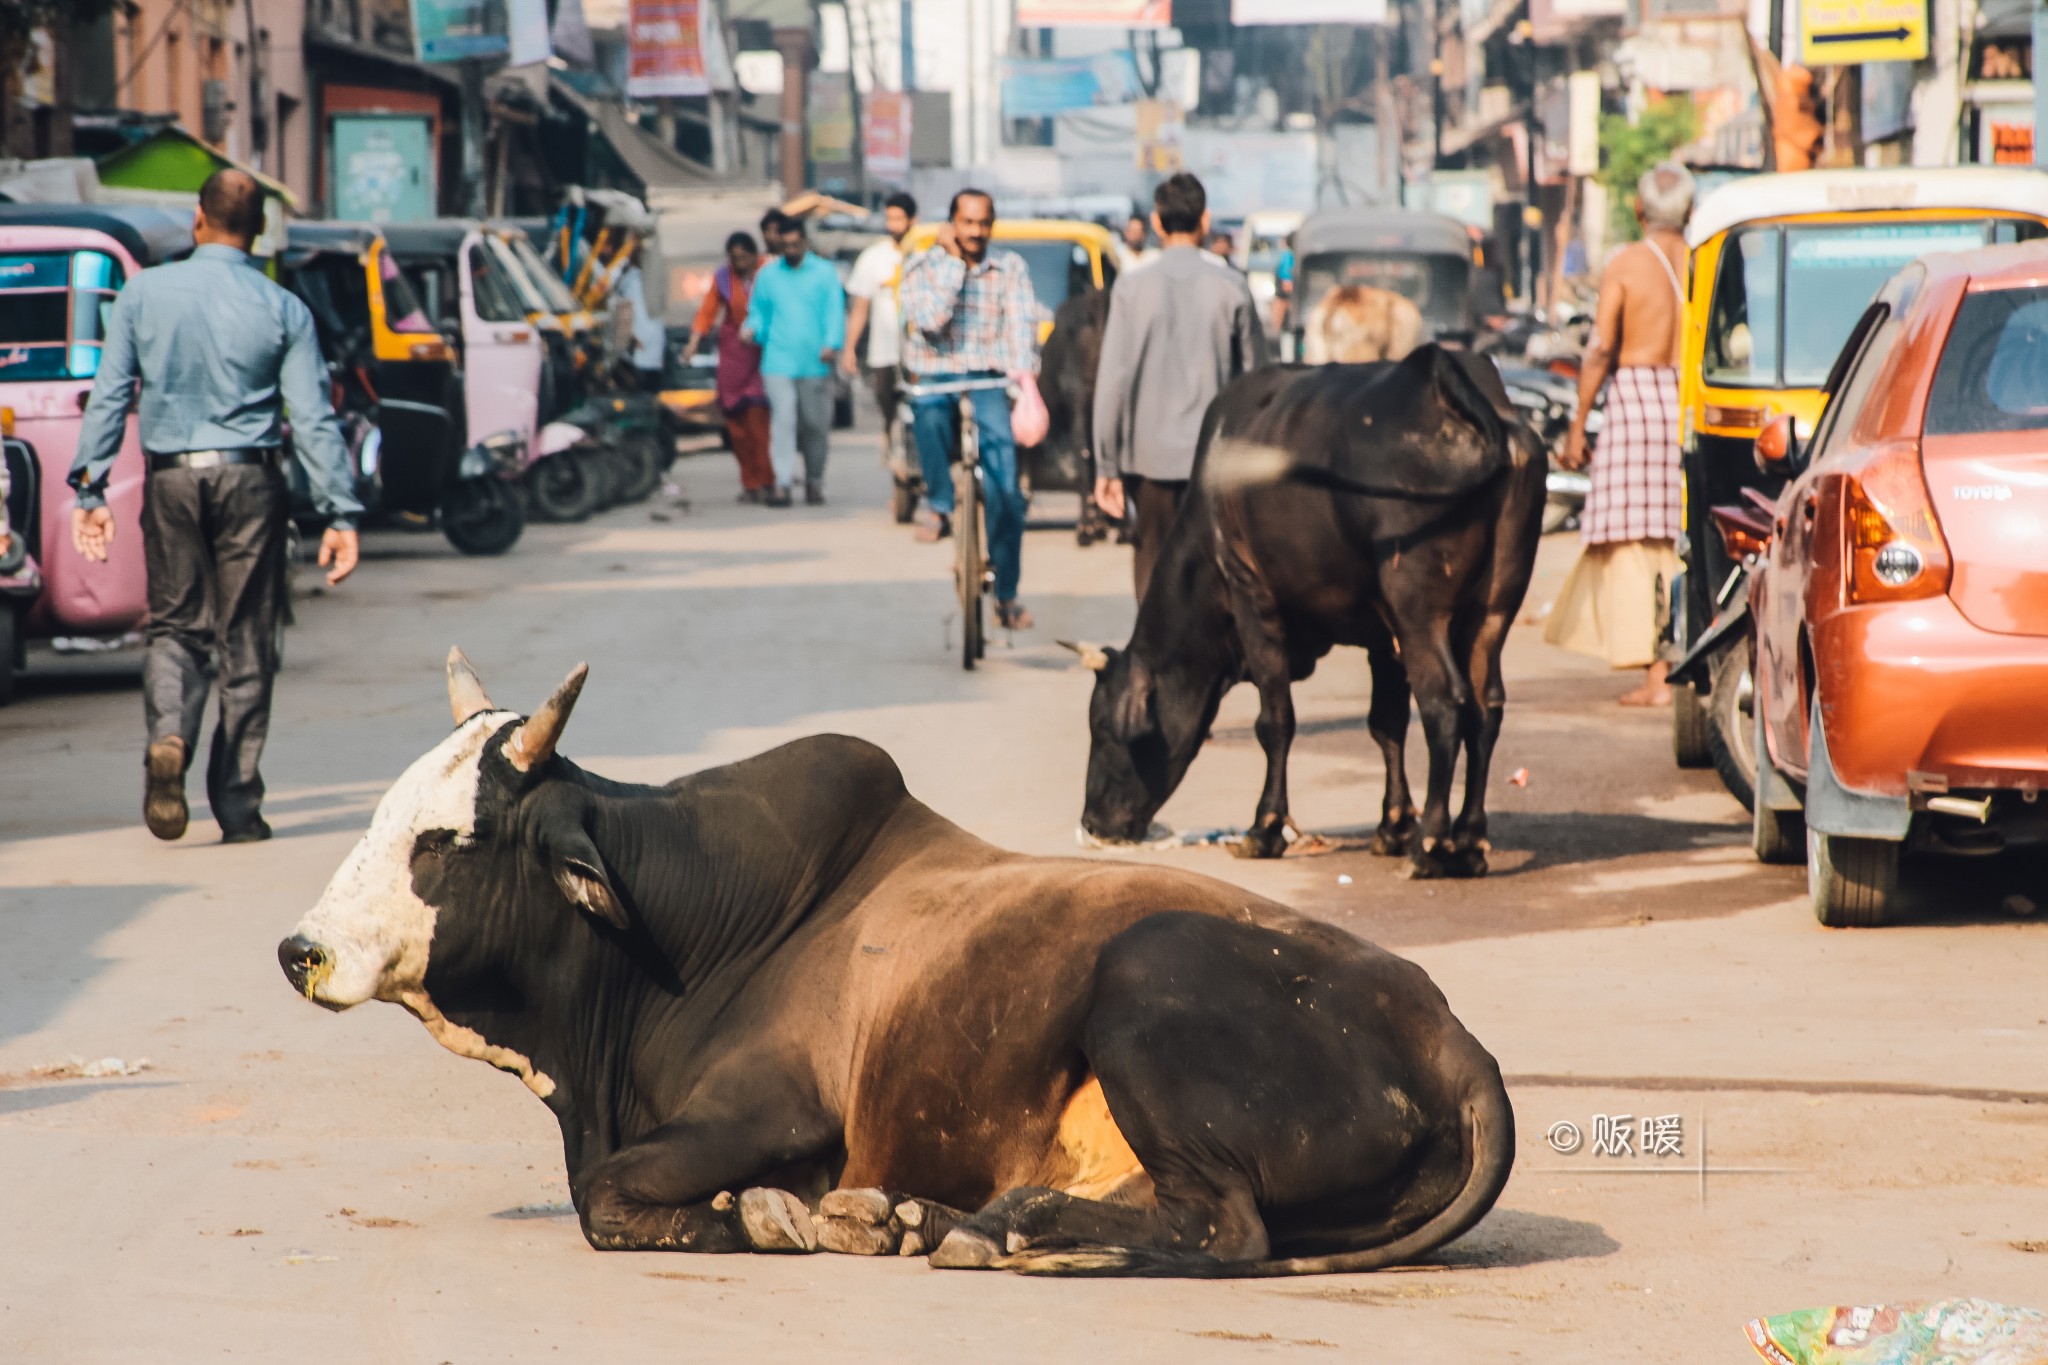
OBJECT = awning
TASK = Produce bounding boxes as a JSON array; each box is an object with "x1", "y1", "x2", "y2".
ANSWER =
[
  {"x1": 549, "y1": 74, "x2": 720, "y2": 193},
  {"x1": 95, "y1": 127, "x2": 301, "y2": 211}
]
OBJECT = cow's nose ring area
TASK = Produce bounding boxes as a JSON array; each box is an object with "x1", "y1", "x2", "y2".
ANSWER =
[{"x1": 278, "y1": 935, "x2": 328, "y2": 995}]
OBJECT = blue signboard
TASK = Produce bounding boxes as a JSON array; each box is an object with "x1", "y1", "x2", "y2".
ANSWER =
[
  {"x1": 410, "y1": 0, "x2": 510, "y2": 63},
  {"x1": 999, "y1": 52, "x2": 1143, "y2": 120}
]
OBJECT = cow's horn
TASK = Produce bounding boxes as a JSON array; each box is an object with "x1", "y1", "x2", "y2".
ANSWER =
[
  {"x1": 505, "y1": 663, "x2": 589, "y2": 772},
  {"x1": 1057, "y1": 639, "x2": 1112, "y2": 672},
  {"x1": 447, "y1": 646, "x2": 497, "y2": 724}
]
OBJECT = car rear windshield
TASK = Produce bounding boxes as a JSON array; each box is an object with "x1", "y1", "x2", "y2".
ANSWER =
[
  {"x1": 0, "y1": 250, "x2": 123, "y2": 381},
  {"x1": 1926, "y1": 286, "x2": 2048, "y2": 434},
  {"x1": 1703, "y1": 219, "x2": 2043, "y2": 390}
]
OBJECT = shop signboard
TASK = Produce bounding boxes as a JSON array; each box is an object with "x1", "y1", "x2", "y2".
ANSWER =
[
  {"x1": 409, "y1": 0, "x2": 509, "y2": 63},
  {"x1": 1798, "y1": 0, "x2": 1928, "y2": 64},
  {"x1": 628, "y1": 0, "x2": 710, "y2": 98},
  {"x1": 1017, "y1": 0, "x2": 1170, "y2": 25},
  {"x1": 865, "y1": 91, "x2": 913, "y2": 181}
]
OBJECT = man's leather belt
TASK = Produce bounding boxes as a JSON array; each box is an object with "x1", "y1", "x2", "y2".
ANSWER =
[{"x1": 148, "y1": 448, "x2": 280, "y2": 472}]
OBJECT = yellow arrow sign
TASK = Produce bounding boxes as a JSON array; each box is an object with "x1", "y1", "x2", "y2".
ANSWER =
[{"x1": 1800, "y1": 0, "x2": 1928, "y2": 63}]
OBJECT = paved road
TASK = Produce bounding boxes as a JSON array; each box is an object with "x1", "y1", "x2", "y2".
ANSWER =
[{"x1": 4, "y1": 424, "x2": 2045, "y2": 1361}]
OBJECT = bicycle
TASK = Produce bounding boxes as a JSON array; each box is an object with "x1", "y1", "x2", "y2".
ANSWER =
[{"x1": 899, "y1": 375, "x2": 1014, "y2": 670}]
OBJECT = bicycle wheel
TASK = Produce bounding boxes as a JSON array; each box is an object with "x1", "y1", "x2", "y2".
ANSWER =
[{"x1": 954, "y1": 406, "x2": 984, "y2": 670}]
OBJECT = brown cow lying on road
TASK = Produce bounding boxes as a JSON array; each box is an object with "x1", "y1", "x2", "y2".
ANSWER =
[
  {"x1": 279, "y1": 651, "x2": 1514, "y2": 1276},
  {"x1": 1301, "y1": 284, "x2": 1425, "y2": 364}
]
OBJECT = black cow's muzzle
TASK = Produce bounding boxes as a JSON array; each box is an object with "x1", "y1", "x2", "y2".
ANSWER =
[{"x1": 278, "y1": 935, "x2": 329, "y2": 997}]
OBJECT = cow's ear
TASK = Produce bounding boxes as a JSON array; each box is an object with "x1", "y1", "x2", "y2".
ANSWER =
[
  {"x1": 1111, "y1": 662, "x2": 1157, "y2": 740},
  {"x1": 542, "y1": 824, "x2": 630, "y2": 930}
]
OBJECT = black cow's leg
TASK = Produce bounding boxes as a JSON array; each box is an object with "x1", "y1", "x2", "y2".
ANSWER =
[
  {"x1": 574, "y1": 1073, "x2": 841, "y2": 1254},
  {"x1": 1385, "y1": 611, "x2": 1471, "y2": 880},
  {"x1": 1448, "y1": 614, "x2": 1511, "y2": 877},
  {"x1": 1365, "y1": 627, "x2": 1416, "y2": 856},
  {"x1": 1225, "y1": 571, "x2": 1295, "y2": 860}
]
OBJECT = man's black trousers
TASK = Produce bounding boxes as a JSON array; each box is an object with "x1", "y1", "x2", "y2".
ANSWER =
[{"x1": 140, "y1": 463, "x2": 287, "y2": 835}]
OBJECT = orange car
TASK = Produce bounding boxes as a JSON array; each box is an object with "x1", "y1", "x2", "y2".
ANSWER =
[{"x1": 1746, "y1": 241, "x2": 2048, "y2": 926}]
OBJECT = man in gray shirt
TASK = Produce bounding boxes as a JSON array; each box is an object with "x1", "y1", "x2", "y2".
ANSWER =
[
  {"x1": 70, "y1": 168, "x2": 364, "y2": 844},
  {"x1": 1092, "y1": 172, "x2": 1268, "y2": 602}
]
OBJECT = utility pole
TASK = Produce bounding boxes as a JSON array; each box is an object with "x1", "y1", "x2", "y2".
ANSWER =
[
  {"x1": 901, "y1": 0, "x2": 915, "y2": 91},
  {"x1": 460, "y1": 59, "x2": 488, "y2": 217}
]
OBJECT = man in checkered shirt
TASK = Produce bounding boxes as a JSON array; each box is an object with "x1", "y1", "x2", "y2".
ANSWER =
[
  {"x1": 899, "y1": 188, "x2": 1042, "y2": 630},
  {"x1": 1546, "y1": 161, "x2": 1694, "y2": 706}
]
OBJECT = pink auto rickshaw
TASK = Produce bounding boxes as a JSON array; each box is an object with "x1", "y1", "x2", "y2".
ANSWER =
[{"x1": 0, "y1": 204, "x2": 194, "y2": 704}]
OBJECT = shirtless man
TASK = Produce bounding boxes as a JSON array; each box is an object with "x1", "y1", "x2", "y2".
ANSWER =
[{"x1": 1547, "y1": 161, "x2": 1694, "y2": 706}]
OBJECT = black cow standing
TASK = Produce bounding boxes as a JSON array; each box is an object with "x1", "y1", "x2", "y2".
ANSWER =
[
  {"x1": 1031, "y1": 287, "x2": 1114, "y2": 546},
  {"x1": 1074, "y1": 345, "x2": 1545, "y2": 878}
]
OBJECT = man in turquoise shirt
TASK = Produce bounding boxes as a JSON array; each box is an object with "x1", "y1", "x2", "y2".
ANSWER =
[{"x1": 743, "y1": 217, "x2": 845, "y2": 505}]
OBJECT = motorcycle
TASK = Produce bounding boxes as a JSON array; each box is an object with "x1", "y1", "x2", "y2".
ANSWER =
[
  {"x1": 1667, "y1": 487, "x2": 1777, "y2": 807},
  {"x1": 1495, "y1": 361, "x2": 1598, "y2": 533},
  {"x1": 289, "y1": 359, "x2": 527, "y2": 557}
]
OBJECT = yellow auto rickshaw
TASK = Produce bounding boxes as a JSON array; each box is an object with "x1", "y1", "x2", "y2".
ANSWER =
[{"x1": 1670, "y1": 167, "x2": 2048, "y2": 763}]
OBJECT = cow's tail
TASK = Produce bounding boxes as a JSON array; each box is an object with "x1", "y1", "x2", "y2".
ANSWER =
[{"x1": 998, "y1": 1070, "x2": 1515, "y2": 1280}]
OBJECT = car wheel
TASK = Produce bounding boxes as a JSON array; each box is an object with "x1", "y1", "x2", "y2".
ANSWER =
[
  {"x1": 1809, "y1": 829, "x2": 1901, "y2": 927},
  {"x1": 1673, "y1": 683, "x2": 1712, "y2": 769},
  {"x1": 1705, "y1": 635, "x2": 1757, "y2": 809}
]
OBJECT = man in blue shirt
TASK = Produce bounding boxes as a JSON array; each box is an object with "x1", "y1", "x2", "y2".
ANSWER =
[
  {"x1": 742, "y1": 216, "x2": 845, "y2": 506},
  {"x1": 70, "y1": 168, "x2": 364, "y2": 844}
]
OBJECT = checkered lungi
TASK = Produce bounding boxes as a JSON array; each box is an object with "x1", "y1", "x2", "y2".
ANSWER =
[{"x1": 1583, "y1": 365, "x2": 1682, "y2": 546}]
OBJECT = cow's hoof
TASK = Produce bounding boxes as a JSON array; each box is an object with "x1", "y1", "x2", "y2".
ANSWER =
[
  {"x1": 1231, "y1": 825, "x2": 1288, "y2": 860},
  {"x1": 1406, "y1": 841, "x2": 1488, "y2": 880},
  {"x1": 1370, "y1": 818, "x2": 1416, "y2": 857},
  {"x1": 929, "y1": 1227, "x2": 1002, "y2": 1270},
  {"x1": 817, "y1": 1188, "x2": 901, "y2": 1256},
  {"x1": 738, "y1": 1187, "x2": 818, "y2": 1253}
]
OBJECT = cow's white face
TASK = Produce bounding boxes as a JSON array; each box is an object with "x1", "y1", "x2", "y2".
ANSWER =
[{"x1": 284, "y1": 711, "x2": 510, "y2": 1009}]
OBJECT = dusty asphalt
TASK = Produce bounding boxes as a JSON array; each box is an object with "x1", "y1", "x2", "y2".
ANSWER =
[{"x1": 2, "y1": 421, "x2": 2045, "y2": 1362}]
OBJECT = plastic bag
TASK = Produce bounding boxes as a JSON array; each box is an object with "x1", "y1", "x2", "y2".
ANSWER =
[
  {"x1": 1010, "y1": 371, "x2": 1049, "y2": 448},
  {"x1": 1746, "y1": 1299, "x2": 2048, "y2": 1365}
]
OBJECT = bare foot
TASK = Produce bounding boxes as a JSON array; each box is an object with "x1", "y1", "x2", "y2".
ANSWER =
[{"x1": 1618, "y1": 683, "x2": 1673, "y2": 707}]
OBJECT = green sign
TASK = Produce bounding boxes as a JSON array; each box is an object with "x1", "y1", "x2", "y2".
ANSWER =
[{"x1": 331, "y1": 116, "x2": 435, "y2": 224}]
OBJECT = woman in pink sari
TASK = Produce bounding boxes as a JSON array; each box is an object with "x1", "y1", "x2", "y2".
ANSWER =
[{"x1": 682, "y1": 232, "x2": 774, "y2": 500}]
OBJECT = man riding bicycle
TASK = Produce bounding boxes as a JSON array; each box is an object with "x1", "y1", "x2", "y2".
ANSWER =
[{"x1": 898, "y1": 188, "x2": 1041, "y2": 631}]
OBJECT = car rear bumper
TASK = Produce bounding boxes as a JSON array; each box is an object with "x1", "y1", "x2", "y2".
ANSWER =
[{"x1": 1815, "y1": 595, "x2": 2048, "y2": 795}]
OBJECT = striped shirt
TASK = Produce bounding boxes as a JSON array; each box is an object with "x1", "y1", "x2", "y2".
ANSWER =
[{"x1": 897, "y1": 246, "x2": 1039, "y2": 377}]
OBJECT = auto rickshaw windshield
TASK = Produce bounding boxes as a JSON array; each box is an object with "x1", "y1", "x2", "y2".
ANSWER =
[
  {"x1": 467, "y1": 240, "x2": 529, "y2": 322},
  {"x1": 378, "y1": 249, "x2": 436, "y2": 333},
  {"x1": 1704, "y1": 217, "x2": 2047, "y2": 389},
  {"x1": 0, "y1": 249, "x2": 123, "y2": 380},
  {"x1": 1005, "y1": 239, "x2": 1091, "y2": 324}
]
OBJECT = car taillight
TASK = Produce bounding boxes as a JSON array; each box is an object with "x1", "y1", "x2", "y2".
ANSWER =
[{"x1": 1843, "y1": 440, "x2": 1950, "y2": 604}]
